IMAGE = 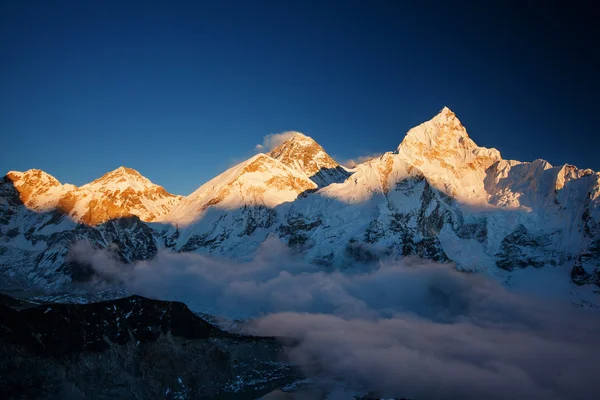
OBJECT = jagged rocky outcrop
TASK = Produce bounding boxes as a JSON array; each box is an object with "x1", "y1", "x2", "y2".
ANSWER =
[
  {"x1": 2, "y1": 107, "x2": 600, "y2": 300},
  {"x1": 0, "y1": 293, "x2": 298, "y2": 399}
]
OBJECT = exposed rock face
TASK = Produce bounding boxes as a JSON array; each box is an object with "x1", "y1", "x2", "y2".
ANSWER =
[
  {"x1": 0, "y1": 294, "x2": 298, "y2": 399},
  {"x1": 495, "y1": 224, "x2": 554, "y2": 271}
]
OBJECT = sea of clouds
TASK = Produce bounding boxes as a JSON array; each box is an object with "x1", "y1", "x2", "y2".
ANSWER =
[{"x1": 70, "y1": 238, "x2": 600, "y2": 400}]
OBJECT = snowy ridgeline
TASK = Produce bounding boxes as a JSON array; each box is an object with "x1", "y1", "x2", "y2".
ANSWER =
[{"x1": 1, "y1": 107, "x2": 599, "y2": 302}]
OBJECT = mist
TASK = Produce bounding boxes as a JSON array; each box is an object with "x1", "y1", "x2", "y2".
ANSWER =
[{"x1": 70, "y1": 239, "x2": 600, "y2": 399}]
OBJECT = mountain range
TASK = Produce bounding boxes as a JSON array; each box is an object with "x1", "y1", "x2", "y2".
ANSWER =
[{"x1": 2, "y1": 107, "x2": 599, "y2": 302}]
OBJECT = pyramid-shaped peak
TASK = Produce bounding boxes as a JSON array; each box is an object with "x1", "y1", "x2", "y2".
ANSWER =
[
  {"x1": 440, "y1": 106, "x2": 454, "y2": 116},
  {"x1": 267, "y1": 132, "x2": 350, "y2": 187},
  {"x1": 398, "y1": 107, "x2": 471, "y2": 151},
  {"x1": 397, "y1": 107, "x2": 502, "y2": 174},
  {"x1": 112, "y1": 166, "x2": 143, "y2": 176},
  {"x1": 435, "y1": 106, "x2": 463, "y2": 127},
  {"x1": 270, "y1": 132, "x2": 326, "y2": 159},
  {"x1": 268, "y1": 131, "x2": 330, "y2": 163},
  {"x1": 97, "y1": 166, "x2": 143, "y2": 180},
  {"x1": 88, "y1": 166, "x2": 153, "y2": 188}
]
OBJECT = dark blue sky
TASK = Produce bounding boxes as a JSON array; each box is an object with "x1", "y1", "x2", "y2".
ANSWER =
[{"x1": 1, "y1": 0, "x2": 597, "y2": 195}]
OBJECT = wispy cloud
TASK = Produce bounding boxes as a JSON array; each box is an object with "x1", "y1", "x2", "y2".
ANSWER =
[
  {"x1": 255, "y1": 131, "x2": 300, "y2": 151},
  {"x1": 70, "y1": 239, "x2": 600, "y2": 400}
]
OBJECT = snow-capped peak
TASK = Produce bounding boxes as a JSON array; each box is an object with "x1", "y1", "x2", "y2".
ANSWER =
[
  {"x1": 268, "y1": 131, "x2": 350, "y2": 187},
  {"x1": 82, "y1": 166, "x2": 157, "y2": 193},
  {"x1": 398, "y1": 107, "x2": 479, "y2": 151},
  {"x1": 70, "y1": 167, "x2": 181, "y2": 224},
  {"x1": 101, "y1": 166, "x2": 144, "y2": 179},
  {"x1": 397, "y1": 107, "x2": 502, "y2": 202},
  {"x1": 439, "y1": 105, "x2": 459, "y2": 121}
]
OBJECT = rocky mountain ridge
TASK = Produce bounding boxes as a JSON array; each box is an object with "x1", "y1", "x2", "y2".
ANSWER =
[
  {"x1": 5, "y1": 166, "x2": 181, "y2": 225},
  {"x1": 2, "y1": 107, "x2": 599, "y2": 303}
]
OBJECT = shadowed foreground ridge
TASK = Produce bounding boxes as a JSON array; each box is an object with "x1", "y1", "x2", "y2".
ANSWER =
[
  {"x1": 0, "y1": 294, "x2": 230, "y2": 355},
  {"x1": 0, "y1": 293, "x2": 298, "y2": 399}
]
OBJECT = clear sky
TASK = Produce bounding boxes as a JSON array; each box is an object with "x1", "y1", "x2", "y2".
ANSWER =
[{"x1": 1, "y1": 0, "x2": 597, "y2": 195}]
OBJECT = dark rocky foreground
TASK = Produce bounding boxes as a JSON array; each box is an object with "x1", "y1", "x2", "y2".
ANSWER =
[{"x1": 0, "y1": 293, "x2": 299, "y2": 399}]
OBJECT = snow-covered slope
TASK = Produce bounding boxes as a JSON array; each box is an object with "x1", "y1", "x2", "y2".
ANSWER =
[
  {"x1": 166, "y1": 154, "x2": 316, "y2": 226},
  {"x1": 160, "y1": 153, "x2": 317, "y2": 257},
  {"x1": 1, "y1": 108, "x2": 599, "y2": 301}
]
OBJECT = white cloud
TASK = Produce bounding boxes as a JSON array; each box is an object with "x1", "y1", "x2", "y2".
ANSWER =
[
  {"x1": 255, "y1": 131, "x2": 301, "y2": 152},
  {"x1": 70, "y1": 239, "x2": 600, "y2": 400}
]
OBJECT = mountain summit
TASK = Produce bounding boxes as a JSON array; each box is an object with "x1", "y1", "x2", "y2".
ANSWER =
[
  {"x1": 74, "y1": 166, "x2": 182, "y2": 224},
  {"x1": 90, "y1": 166, "x2": 144, "y2": 183},
  {"x1": 268, "y1": 132, "x2": 350, "y2": 187},
  {"x1": 397, "y1": 107, "x2": 502, "y2": 201}
]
